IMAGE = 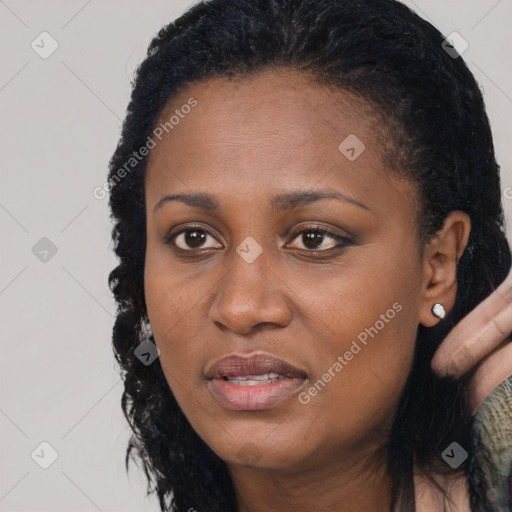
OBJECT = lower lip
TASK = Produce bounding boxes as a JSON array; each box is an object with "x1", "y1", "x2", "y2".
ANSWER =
[{"x1": 208, "y1": 377, "x2": 306, "y2": 411}]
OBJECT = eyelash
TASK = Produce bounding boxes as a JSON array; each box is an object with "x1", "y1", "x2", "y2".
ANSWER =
[{"x1": 164, "y1": 224, "x2": 351, "y2": 255}]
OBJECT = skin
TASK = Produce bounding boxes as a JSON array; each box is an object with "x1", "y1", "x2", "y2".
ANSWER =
[
  {"x1": 422, "y1": 267, "x2": 512, "y2": 510},
  {"x1": 143, "y1": 68, "x2": 472, "y2": 512},
  {"x1": 432, "y1": 265, "x2": 512, "y2": 414}
]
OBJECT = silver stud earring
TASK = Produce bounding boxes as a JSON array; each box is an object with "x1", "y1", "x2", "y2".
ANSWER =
[{"x1": 431, "y1": 303, "x2": 446, "y2": 319}]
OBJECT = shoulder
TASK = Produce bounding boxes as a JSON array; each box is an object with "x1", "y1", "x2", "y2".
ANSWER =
[{"x1": 472, "y1": 375, "x2": 512, "y2": 511}]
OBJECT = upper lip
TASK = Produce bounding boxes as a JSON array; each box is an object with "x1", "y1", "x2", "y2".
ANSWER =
[{"x1": 205, "y1": 353, "x2": 307, "y2": 379}]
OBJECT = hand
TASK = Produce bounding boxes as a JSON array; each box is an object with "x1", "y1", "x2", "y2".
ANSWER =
[
  {"x1": 414, "y1": 266, "x2": 512, "y2": 511},
  {"x1": 431, "y1": 265, "x2": 512, "y2": 414}
]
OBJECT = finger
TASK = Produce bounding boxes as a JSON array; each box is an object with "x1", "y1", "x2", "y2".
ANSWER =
[
  {"x1": 432, "y1": 273, "x2": 512, "y2": 377},
  {"x1": 432, "y1": 299, "x2": 512, "y2": 378},
  {"x1": 468, "y1": 342, "x2": 512, "y2": 415}
]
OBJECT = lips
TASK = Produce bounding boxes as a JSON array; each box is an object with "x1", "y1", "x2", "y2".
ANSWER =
[
  {"x1": 205, "y1": 353, "x2": 307, "y2": 411},
  {"x1": 205, "y1": 353, "x2": 307, "y2": 380}
]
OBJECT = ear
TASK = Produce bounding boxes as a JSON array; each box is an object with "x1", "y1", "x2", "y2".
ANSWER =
[{"x1": 419, "y1": 211, "x2": 471, "y2": 327}]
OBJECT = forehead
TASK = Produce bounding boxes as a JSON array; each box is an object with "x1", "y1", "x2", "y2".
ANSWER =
[
  {"x1": 148, "y1": 70, "x2": 380, "y2": 174},
  {"x1": 154, "y1": 69, "x2": 378, "y2": 142},
  {"x1": 145, "y1": 68, "x2": 417, "y2": 222}
]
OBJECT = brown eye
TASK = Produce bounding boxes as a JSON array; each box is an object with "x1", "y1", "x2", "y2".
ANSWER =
[
  {"x1": 287, "y1": 227, "x2": 349, "y2": 252},
  {"x1": 165, "y1": 226, "x2": 223, "y2": 251}
]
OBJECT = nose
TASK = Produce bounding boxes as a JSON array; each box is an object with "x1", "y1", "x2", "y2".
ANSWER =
[{"x1": 209, "y1": 247, "x2": 292, "y2": 335}]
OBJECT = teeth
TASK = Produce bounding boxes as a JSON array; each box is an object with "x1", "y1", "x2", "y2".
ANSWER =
[{"x1": 225, "y1": 373, "x2": 286, "y2": 386}]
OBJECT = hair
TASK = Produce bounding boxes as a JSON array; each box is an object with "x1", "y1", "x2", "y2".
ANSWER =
[{"x1": 107, "y1": 0, "x2": 511, "y2": 510}]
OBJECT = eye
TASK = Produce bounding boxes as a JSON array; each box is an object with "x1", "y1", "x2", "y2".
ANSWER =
[
  {"x1": 165, "y1": 225, "x2": 223, "y2": 251},
  {"x1": 164, "y1": 224, "x2": 351, "y2": 254},
  {"x1": 286, "y1": 226, "x2": 350, "y2": 252}
]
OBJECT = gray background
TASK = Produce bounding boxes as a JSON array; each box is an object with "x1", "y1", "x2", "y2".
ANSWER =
[{"x1": 0, "y1": 1, "x2": 511, "y2": 511}]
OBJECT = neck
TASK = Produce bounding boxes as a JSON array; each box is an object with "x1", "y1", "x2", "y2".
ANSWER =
[{"x1": 230, "y1": 446, "x2": 394, "y2": 512}]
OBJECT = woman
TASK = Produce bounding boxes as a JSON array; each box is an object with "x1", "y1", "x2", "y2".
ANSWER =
[{"x1": 107, "y1": 0, "x2": 512, "y2": 510}]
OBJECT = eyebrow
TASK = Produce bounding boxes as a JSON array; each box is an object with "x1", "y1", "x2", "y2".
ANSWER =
[{"x1": 153, "y1": 189, "x2": 369, "y2": 214}]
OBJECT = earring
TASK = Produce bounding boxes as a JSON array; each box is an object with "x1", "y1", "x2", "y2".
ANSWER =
[{"x1": 431, "y1": 303, "x2": 446, "y2": 319}]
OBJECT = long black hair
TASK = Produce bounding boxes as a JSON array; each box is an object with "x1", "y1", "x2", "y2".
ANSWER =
[{"x1": 107, "y1": 1, "x2": 511, "y2": 510}]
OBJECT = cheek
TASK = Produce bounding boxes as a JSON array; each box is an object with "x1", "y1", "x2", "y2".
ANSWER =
[
  {"x1": 144, "y1": 233, "x2": 202, "y2": 335},
  {"x1": 296, "y1": 255, "x2": 421, "y2": 440},
  {"x1": 143, "y1": 242, "x2": 218, "y2": 417},
  {"x1": 144, "y1": 271, "x2": 205, "y2": 420},
  {"x1": 313, "y1": 309, "x2": 416, "y2": 446},
  {"x1": 143, "y1": 245, "x2": 195, "y2": 366}
]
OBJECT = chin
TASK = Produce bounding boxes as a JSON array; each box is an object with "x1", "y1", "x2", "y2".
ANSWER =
[{"x1": 207, "y1": 430, "x2": 315, "y2": 471}]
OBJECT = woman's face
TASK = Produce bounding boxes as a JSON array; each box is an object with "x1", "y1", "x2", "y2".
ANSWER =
[{"x1": 144, "y1": 69, "x2": 427, "y2": 473}]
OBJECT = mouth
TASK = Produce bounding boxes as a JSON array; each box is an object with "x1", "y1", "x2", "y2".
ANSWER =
[
  {"x1": 222, "y1": 372, "x2": 287, "y2": 386},
  {"x1": 204, "y1": 353, "x2": 307, "y2": 411}
]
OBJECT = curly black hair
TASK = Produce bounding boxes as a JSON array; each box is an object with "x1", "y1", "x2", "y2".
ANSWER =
[{"x1": 107, "y1": 0, "x2": 511, "y2": 510}]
